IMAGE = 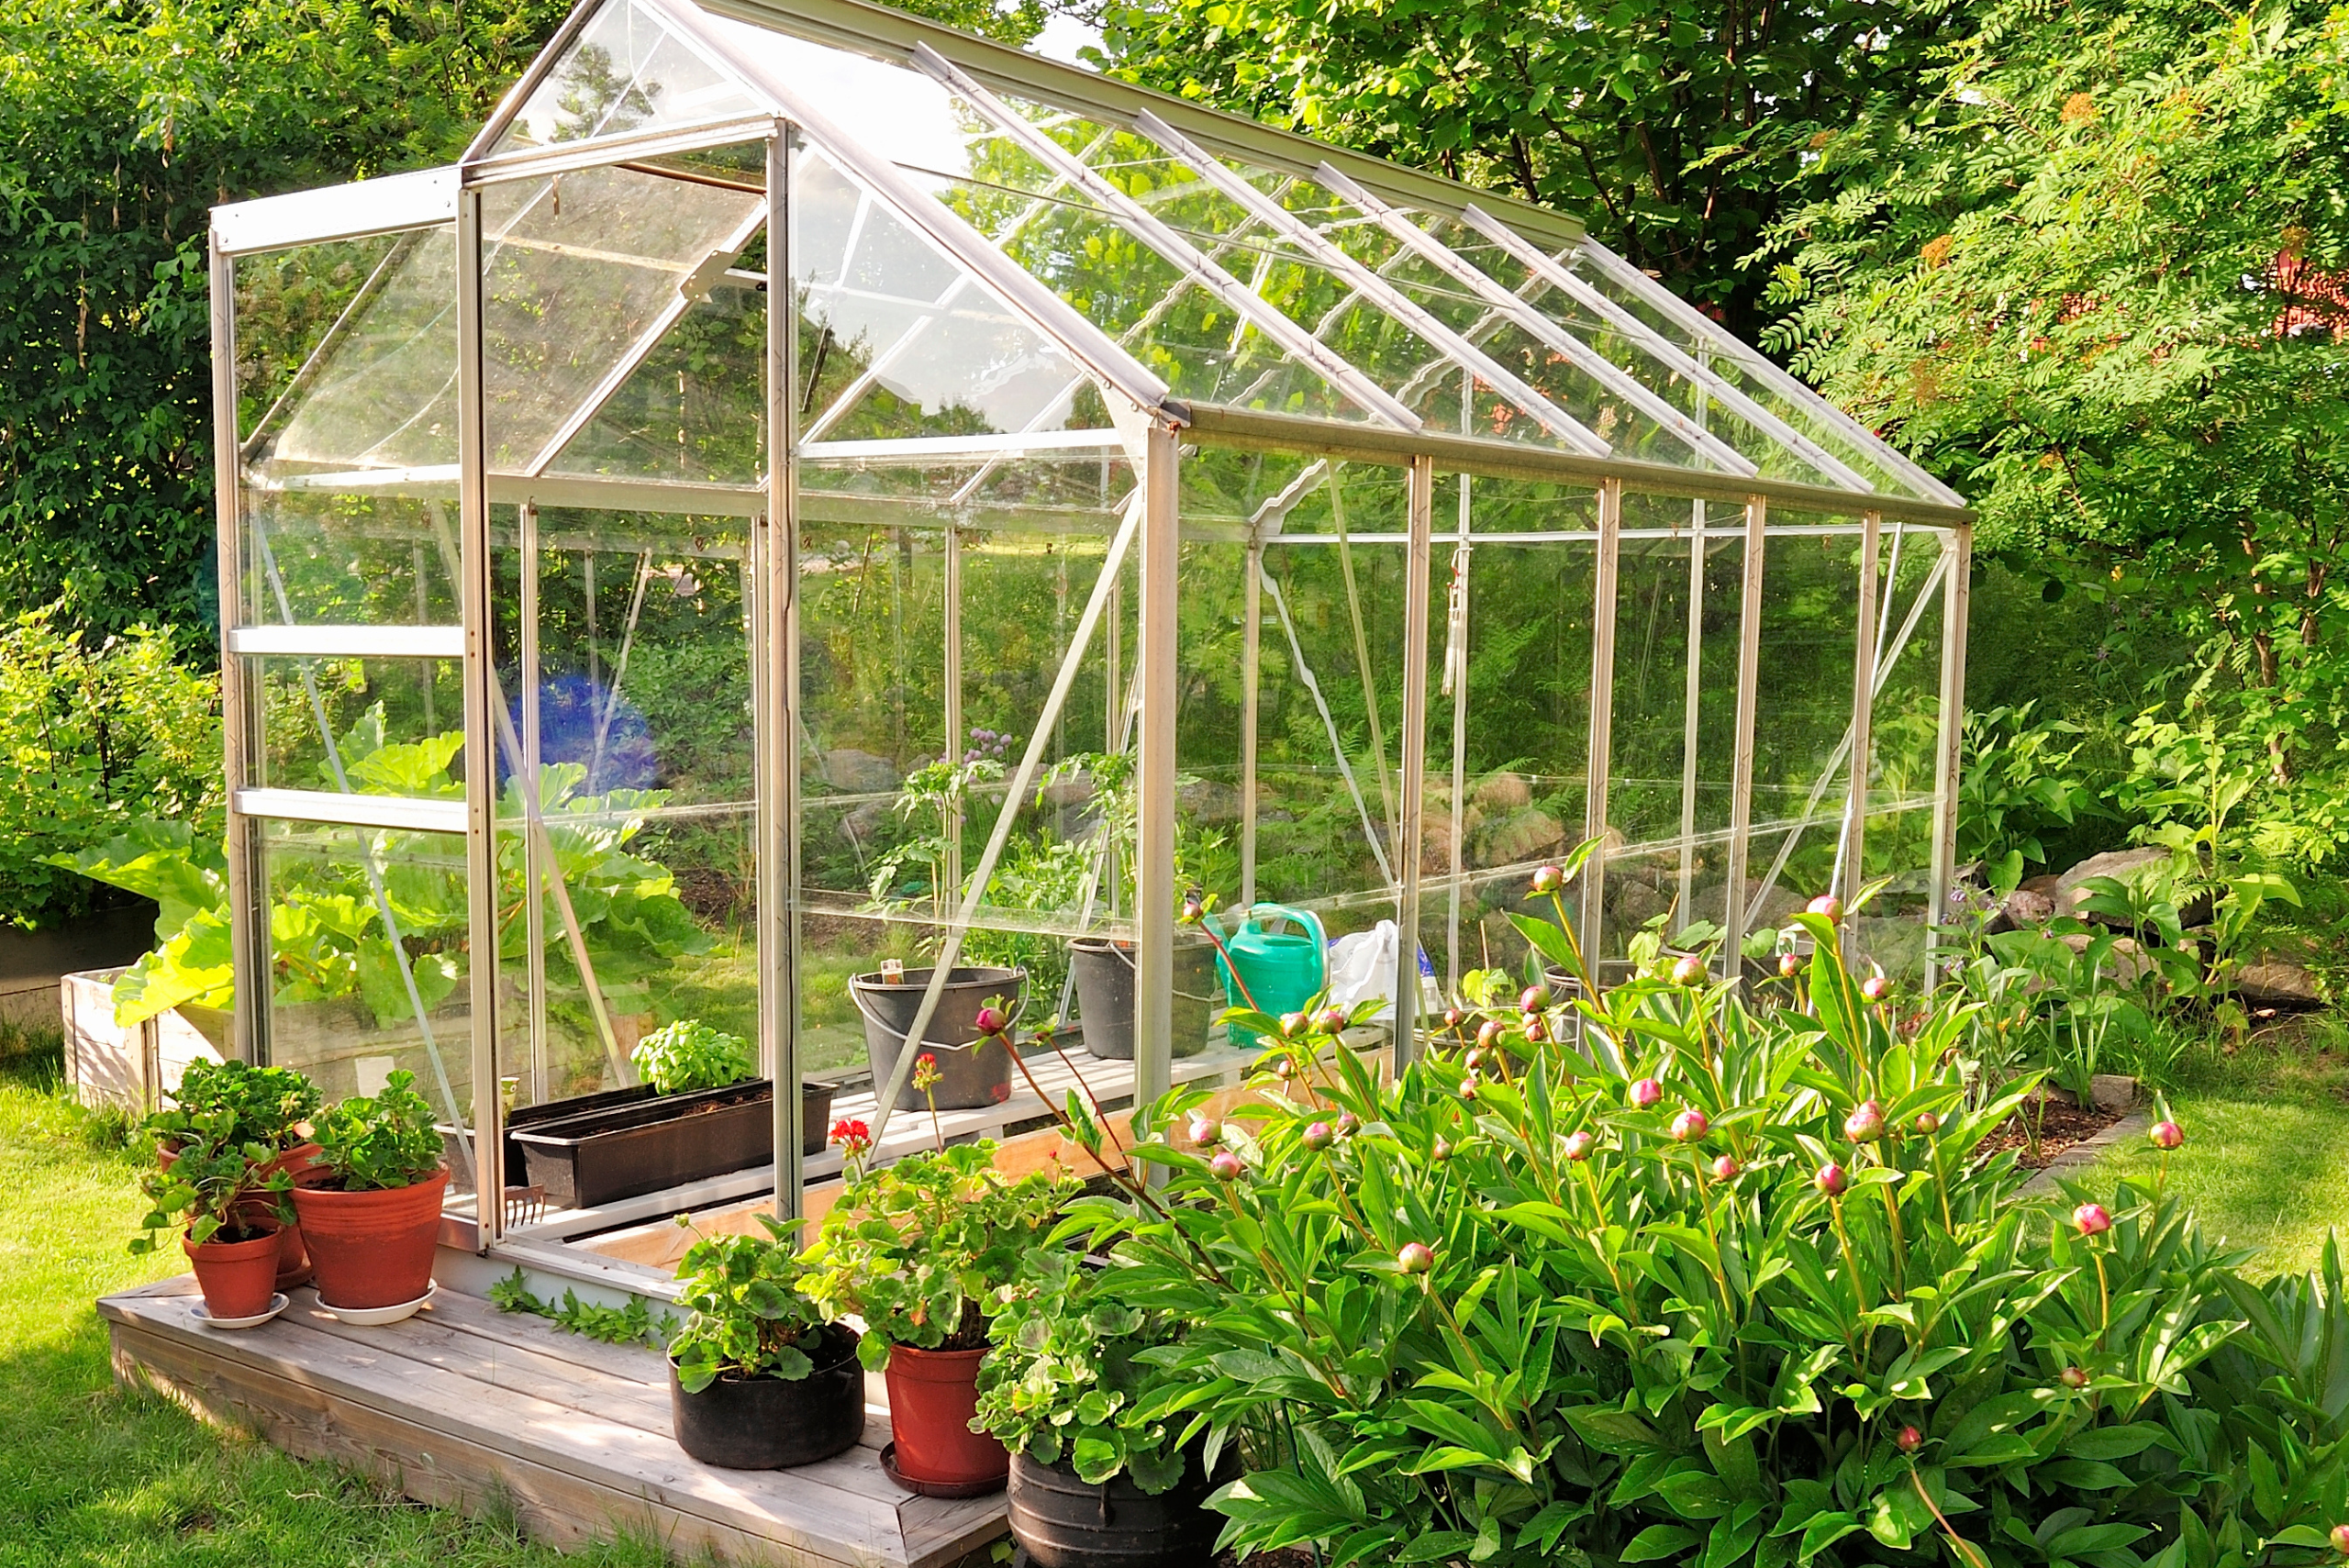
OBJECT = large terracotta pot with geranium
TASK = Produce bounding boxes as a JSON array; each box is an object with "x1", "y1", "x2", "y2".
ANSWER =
[
  {"x1": 145, "y1": 1060, "x2": 325, "y2": 1289},
  {"x1": 291, "y1": 1071, "x2": 450, "y2": 1312},
  {"x1": 803, "y1": 1137, "x2": 1072, "y2": 1495},
  {"x1": 129, "y1": 1108, "x2": 296, "y2": 1323}
]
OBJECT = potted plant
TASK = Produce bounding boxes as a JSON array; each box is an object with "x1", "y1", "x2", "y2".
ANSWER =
[
  {"x1": 291, "y1": 1070, "x2": 450, "y2": 1317},
  {"x1": 148, "y1": 1060, "x2": 325, "y2": 1289},
  {"x1": 503, "y1": 1018, "x2": 838, "y2": 1208},
  {"x1": 666, "y1": 1214, "x2": 865, "y2": 1470},
  {"x1": 130, "y1": 1108, "x2": 295, "y2": 1324},
  {"x1": 805, "y1": 1140, "x2": 1072, "y2": 1495},
  {"x1": 976, "y1": 1245, "x2": 1234, "y2": 1568}
]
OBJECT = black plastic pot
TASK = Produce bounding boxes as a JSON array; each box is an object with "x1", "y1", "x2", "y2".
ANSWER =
[
  {"x1": 851, "y1": 966, "x2": 1024, "y2": 1111},
  {"x1": 1068, "y1": 939, "x2": 1219, "y2": 1062},
  {"x1": 509, "y1": 1078, "x2": 836, "y2": 1209},
  {"x1": 1007, "y1": 1445, "x2": 1235, "y2": 1568},
  {"x1": 668, "y1": 1323, "x2": 866, "y2": 1470}
]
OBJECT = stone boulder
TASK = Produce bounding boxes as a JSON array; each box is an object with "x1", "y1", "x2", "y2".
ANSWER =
[
  {"x1": 1477, "y1": 806, "x2": 1564, "y2": 869},
  {"x1": 1473, "y1": 772, "x2": 1532, "y2": 812},
  {"x1": 1998, "y1": 887, "x2": 2056, "y2": 930},
  {"x1": 2058, "y1": 931, "x2": 2154, "y2": 988},
  {"x1": 1178, "y1": 779, "x2": 1242, "y2": 823},
  {"x1": 1608, "y1": 876, "x2": 1672, "y2": 934},
  {"x1": 2054, "y1": 847, "x2": 2210, "y2": 927},
  {"x1": 821, "y1": 747, "x2": 900, "y2": 795},
  {"x1": 2237, "y1": 957, "x2": 2323, "y2": 1007}
]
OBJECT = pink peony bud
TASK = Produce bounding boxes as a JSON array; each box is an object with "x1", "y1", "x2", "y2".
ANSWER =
[
  {"x1": 1316, "y1": 1006, "x2": 1348, "y2": 1033},
  {"x1": 1476, "y1": 1018, "x2": 1506, "y2": 1052},
  {"x1": 1860, "y1": 976, "x2": 1890, "y2": 1003},
  {"x1": 1531, "y1": 865, "x2": 1563, "y2": 894},
  {"x1": 1279, "y1": 1011, "x2": 1307, "y2": 1037},
  {"x1": 2060, "y1": 1366, "x2": 2090, "y2": 1390},
  {"x1": 1397, "y1": 1241, "x2": 1434, "y2": 1274},
  {"x1": 1630, "y1": 1077, "x2": 1664, "y2": 1109},
  {"x1": 1335, "y1": 1110, "x2": 1361, "y2": 1140},
  {"x1": 2330, "y1": 1524, "x2": 2349, "y2": 1557},
  {"x1": 1671, "y1": 956, "x2": 1706, "y2": 987},
  {"x1": 1523, "y1": 1018, "x2": 1548, "y2": 1044},
  {"x1": 1188, "y1": 1117, "x2": 1222, "y2": 1148},
  {"x1": 1670, "y1": 1108, "x2": 1710, "y2": 1143},
  {"x1": 1431, "y1": 1136, "x2": 1453, "y2": 1162},
  {"x1": 1807, "y1": 894, "x2": 1842, "y2": 924},
  {"x1": 1208, "y1": 1150, "x2": 1242, "y2": 1181},
  {"x1": 1460, "y1": 1080, "x2": 1479, "y2": 1102},
  {"x1": 1563, "y1": 1129, "x2": 1596, "y2": 1162},
  {"x1": 2074, "y1": 1203, "x2": 2112, "y2": 1237},
  {"x1": 1442, "y1": 1007, "x2": 1464, "y2": 1029},
  {"x1": 2150, "y1": 1119, "x2": 2184, "y2": 1151},
  {"x1": 974, "y1": 1005, "x2": 1008, "y2": 1036},
  {"x1": 1274, "y1": 1056, "x2": 1297, "y2": 1081},
  {"x1": 1844, "y1": 1100, "x2": 1886, "y2": 1142},
  {"x1": 1301, "y1": 1120, "x2": 1333, "y2": 1151},
  {"x1": 1897, "y1": 1425, "x2": 1923, "y2": 1454},
  {"x1": 1711, "y1": 1153, "x2": 1741, "y2": 1182},
  {"x1": 1778, "y1": 952, "x2": 1802, "y2": 979},
  {"x1": 1912, "y1": 1111, "x2": 1943, "y2": 1136},
  {"x1": 1181, "y1": 895, "x2": 1205, "y2": 923},
  {"x1": 1816, "y1": 1162, "x2": 1847, "y2": 1197},
  {"x1": 1520, "y1": 984, "x2": 1551, "y2": 1013}
]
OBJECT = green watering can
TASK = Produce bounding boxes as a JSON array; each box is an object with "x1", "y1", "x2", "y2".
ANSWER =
[{"x1": 1205, "y1": 903, "x2": 1329, "y2": 1048}]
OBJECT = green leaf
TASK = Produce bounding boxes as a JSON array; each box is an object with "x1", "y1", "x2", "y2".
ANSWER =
[{"x1": 1621, "y1": 1525, "x2": 1702, "y2": 1562}]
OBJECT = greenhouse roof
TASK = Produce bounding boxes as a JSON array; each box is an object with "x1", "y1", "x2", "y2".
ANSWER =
[{"x1": 215, "y1": 0, "x2": 1967, "y2": 521}]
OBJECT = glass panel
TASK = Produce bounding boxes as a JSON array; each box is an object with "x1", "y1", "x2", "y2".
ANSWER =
[
  {"x1": 491, "y1": 0, "x2": 765, "y2": 156},
  {"x1": 546, "y1": 279, "x2": 767, "y2": 484},
  {"x1": 246, "y1": 655, "x2": 467, "y2": 795},
  {"x1": 256, "y1": 817, "x2": 475, "y2": 1147},
  {"x1": 1742, "y1": 520, "x2": 1866, "y2": 920},
  {"x1": 480, "y1": 161, "x2": 763, "y2": 472},
  {"x1": 240, "y1": 487, "x2": 459, "y2": 628}
]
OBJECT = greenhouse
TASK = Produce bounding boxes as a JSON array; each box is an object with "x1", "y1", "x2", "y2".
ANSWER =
[{"x1": 206, "y1": 0, "x2": 1972, "y2": 1268}]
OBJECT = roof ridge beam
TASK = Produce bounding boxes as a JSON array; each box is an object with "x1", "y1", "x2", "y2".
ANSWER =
[
  {"x1": 908, "y1": 43, "x2": 1419, "y2": 433},
  {"x1": 1319, "y1": 165, "x2": 1757, "y2": 478},
  {"x1": 1129, "y1": 110, "x2": 1609, "y2": 459},
  {"x1": 1454, "y1": 206, "x2": 1875, "y2": 495}
]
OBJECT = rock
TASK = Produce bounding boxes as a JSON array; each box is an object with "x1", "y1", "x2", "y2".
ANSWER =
[
  {"x1": 822, "y1": 747, "x2": 900, "y2": 795},
  {"x1": 1853, "y1": 917, "x2": 1927, "y2": 984},
  {"x1": 2087, "y1": 1073, "x2": 2139, "y2": 1112},
  {"x1": 1039, "y1": 768, "x2": 1096, "y2": 807},
  {"x1": 2000, "y1": 887, "x2": 2056, "y2": 930},
  {"x1": 1178, "y1": 779, "x2": 1241, "y2": 823},
  {"x1": 1473, "y1": 772, "x2": 1531, "y2": 812},
  {"x1": 1748, "y1": 884, "x2": 1807, "y2": 933},
  {"x1": 2021, "y1": 873, "x2": 2062, "y2": 896},
  {"x1": 838, "y1": 799, "x2": 890, "y2": 847},
  {"x1": 1476, "y1": 806, "x2": 1564, "y2": 869},
  {"x1": 2058, "y1": 931, "x2": 2154, "y2": 987},
  {"x1": 1608, "y1": 877, "x2": 1672, "y2": 933},
  {"x1": 2054, "y1": 847, "x2": 2209, "y2": 926},
  {"x1": 2237, "y1": 957, "x2": 2323, "y2": 1007},
  {"x1": 1420, "y1": 816, "x2": 1455, "y2": 878}
]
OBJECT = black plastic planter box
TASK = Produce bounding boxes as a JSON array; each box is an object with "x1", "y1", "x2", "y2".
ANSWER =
[{"x1": 470, "y1": 1079, "x2": 833, "y2": 1209}]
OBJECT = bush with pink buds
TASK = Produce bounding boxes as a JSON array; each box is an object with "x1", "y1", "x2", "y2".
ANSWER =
[
  {"x1": 1531, "y1": 864, "x2": 1563, "y2": 894},
  {"x1": 1301, "y1": 1120, "x2": 1333, "y2": 1151},
  {"x1": 1670, "y1": 955, "x2": 1706, "y2": 987},
  {"x1": 1710, "y1": 1153, "x2": 1740, "y2": 1182},
  {"x1": 1208, "y1": 1150, "x2": 1242, "y2": 1181},
  {"x1": 1859, "y1": 974, "x2": 1890, "y2": 1003},
  {"x1": 1778, "y1": 951, "x2": 1802, "y2": 979},
  {"x1": 1315, "y1": 1006, "x2": 1347, "y2": 1033},
  {"x1": 1562, "y1": 1129, "x2": 1595, "y2": 1162}
]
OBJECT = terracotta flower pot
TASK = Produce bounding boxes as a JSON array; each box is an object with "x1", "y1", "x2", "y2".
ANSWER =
[
  {"x1": 185, "y1": 1219, "x2": 284, "y2": 1321},
  {"x1": 255, "y1": 1141, "x2": 328, "y2": 1289},
  {"x1": 292, "y1": 1167, "x2": 451, "y2": 1310},
  {"x1": 884, "y1": 1343, "x2": 1007, "y2": 1491}
]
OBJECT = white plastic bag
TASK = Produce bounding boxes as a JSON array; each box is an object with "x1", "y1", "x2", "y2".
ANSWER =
[{"x1": 1325, "y1": 919, "x2": 1402, "y2": 1022}]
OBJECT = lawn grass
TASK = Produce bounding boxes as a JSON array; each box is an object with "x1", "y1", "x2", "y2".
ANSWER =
[
  {"x1": 0, "y1": 1041, "x2": 678, "y2": 1568},
  {"x1": 2080, "y1": 1013, "x2": 2349, "y2": 1279}
]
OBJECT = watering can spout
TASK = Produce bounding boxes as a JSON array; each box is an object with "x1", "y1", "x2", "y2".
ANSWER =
[{"x1": 1207, "y1": 903, "x2": 1329, "y2": 1048}]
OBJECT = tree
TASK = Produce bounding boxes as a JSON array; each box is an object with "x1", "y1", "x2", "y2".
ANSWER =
[
  {"x1": 1077, "y1": 0, "x2": 1974, "y2": 327},
  {"x1": 1765, "y1": 0, "x2": 2349, "y2": 828}
]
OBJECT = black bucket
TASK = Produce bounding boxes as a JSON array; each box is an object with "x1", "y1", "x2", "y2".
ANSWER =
[
  {"x1": 668, "y1": 1323, "x2": 866, "y2": 1470},
  {"x1": 1069, "y1": 939, "x2": 1219, "y2": 1062},
  {"x1": 851, "y1": 965, "x2": 1024, "y2": 1111},
  {"x1": 1007, "y1": 1443, "x2": 1235, "y2": 1568}
]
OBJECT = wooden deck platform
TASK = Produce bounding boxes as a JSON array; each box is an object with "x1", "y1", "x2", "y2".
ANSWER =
[{"x1": 101, "y1": 1275, "x2": 1007, "y2": 1567}]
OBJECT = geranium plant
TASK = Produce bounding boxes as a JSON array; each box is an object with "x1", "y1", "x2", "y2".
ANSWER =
[
  {"x1": 311, "y1": 1070, "x2": 444, "y2": 1191},
  {"x1": 146, "y1": 1059, "x2": 319, "y2": 1155},
  {"x1": 630, "y1": 1018, "x2": 754, "y2": 1096},
  {"x1": 804, "y1": 1140, "x2": 1072, "y2": 1369},
  {"x1": 669, "y1": 1214, "x2": 834, "y2": 1390},
  {"x1": 129, "y1": 1109, "x2": 292, "y2": 1253}
]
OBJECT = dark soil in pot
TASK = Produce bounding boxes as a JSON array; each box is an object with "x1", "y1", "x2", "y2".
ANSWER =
[
  {"x1": 668, "y1": 1323, "x2": 865, "y2": 1470},
  {"x1": 1008, "y1": 1442, "x2": 1239, "y2": 1568}
]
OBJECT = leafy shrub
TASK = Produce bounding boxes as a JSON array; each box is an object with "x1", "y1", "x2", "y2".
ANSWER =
[
  {"x1": 630, "y1": 1018, "x2": 753, "y2": 1096},
  {"x1": 0, "y1": 607, "x2": 219, "y2": 929},
  {"x1": 149, "y1": 1060, "x2": 319, "y2": 1154},
  {"x1": 312, "y1": 1070, "x2": 443, "y2": 1191},
  {"x1": 129, "y1": 1110, "x2": 292, "y2": 1251},
  {"x1": 668, "y1": 1215, "x2": 835, "y2": 1390}
]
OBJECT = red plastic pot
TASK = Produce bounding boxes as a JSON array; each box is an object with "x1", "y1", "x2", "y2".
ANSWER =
[
  {"x1": 884, "y1": 1344, "x2": 1007, "y2": 1491},
  {"x1": 184, "y1": 1219, "x2": 284, "y2": 1320},
  {"x1": 292, "y1": 1167, "x2": 451, "y2": 1310}
]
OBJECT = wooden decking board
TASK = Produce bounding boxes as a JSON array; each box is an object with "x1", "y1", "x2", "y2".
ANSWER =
[{"x1": 101, "y1": 1282, "x2": 1006, "y2": 1566}]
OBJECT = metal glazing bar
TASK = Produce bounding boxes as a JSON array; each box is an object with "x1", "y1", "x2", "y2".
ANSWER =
[
  {"x1": 233, "y1": 787, "x2": 467, "y2": 835},
  {"x1": 1836, "y1": 513, "x2": 1883, "y2": 944},
  {"x1": 650, "y1": 5, "x2": 1173, "y2": 420},
  {"x1": 1582, "y1": 479, "x2": 1623, "y2": 953},
  {"x1": 228, "y1": 625, "x2": 465, "y2": 660},
  {"x1": 1240, "y1": 536, "x2": 1263, "y2": 908},
  {"x1": 906, "y1": 45, "x2": 1414, "y2": 431},
  {"x1": 1446, "y1": 459, "x2": 1472, "y2": 995},
  {"x1": 1135, "y1": 421, "x2": 1181, "y2": 1110},
  {"x1": 523, "y1": 204, "x2": 767, "y2": 475},
  {"x1": 1677, "y1": 500, "x2": 1708, "y2": 926},
  {"x1": 520, "y1": 504, "x2": 549, "y2": 1106},
  {"x1": 1722, "y1": 497, "x2": 1766, "y2": 964},
  {"x1": 1327, "y1": 470, "x2": 1397, "y2": 846},
  {"x1": 763, "y1": 131, "x2": 805, "y2": 1222},
  {"x1": 1130, "y1": 113, "x2": 1605, "y2": 456},
  {"x1": 1395, "y1": 455, "x2": 1434, "y2": 1069},
  {"x1": 458, "y1": 186, "x2": 506, "y2": 1245},
  {"x1": 1322, "y1": 169, "x2": 1753, "y2": 476},
  {"x1": 1454, "y1": 207, "x2": 1876, "y2": 495},
  {"x1": 1928, "y1": 528, "x2": 1972, "y2": 987},
  {"x1": 864, "y1": 490, "x2": 1146, "y2": 1148},
  {"x1": 210, "y1": 242, "x2": 262, "y2": 1064},
  {"x1": 944, "y1": 526, "x2": 964, "y2": 900},
  {"x1": 1572, "y1": 234, "x2": 1964, "y2": 506},
  {"x1": 457, "y1": 0, "x2": 607, "y2": 163},
  {"x1": 464, "y1": 113, "x2": 785, "y2": 186}
]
